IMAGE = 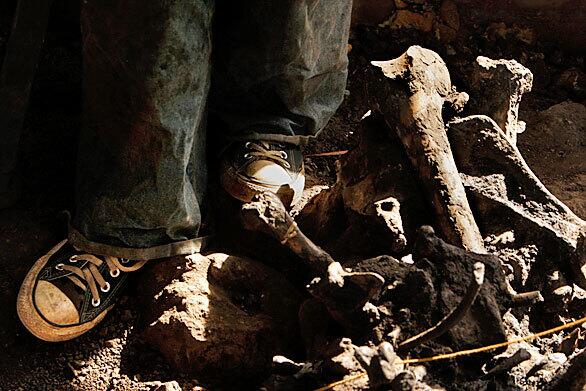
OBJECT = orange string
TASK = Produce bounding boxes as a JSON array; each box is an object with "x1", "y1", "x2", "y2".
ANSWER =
[
  {"x1": 305, "y1": 150, "x2": 349, "y2": 157},
  {"x1": 314, "y1": 315, "x2": 586, "y2": 391}
]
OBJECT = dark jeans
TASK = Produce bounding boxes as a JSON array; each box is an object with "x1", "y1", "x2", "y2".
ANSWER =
[{"x1": 70, "y1": 0, "x2": 352, "y2": 260}]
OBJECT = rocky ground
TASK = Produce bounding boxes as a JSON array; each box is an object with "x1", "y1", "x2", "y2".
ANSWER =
[{"x1": 0, "y1": 1, "x2": 584, "y2": 390}]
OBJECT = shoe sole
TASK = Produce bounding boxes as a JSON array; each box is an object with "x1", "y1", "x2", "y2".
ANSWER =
[
  {"x1": 16, "y1": 239, "x2": 112, "y2": 342},
  {"x1": 221, "y1": 164, "x2": 306, "y2": 206}
]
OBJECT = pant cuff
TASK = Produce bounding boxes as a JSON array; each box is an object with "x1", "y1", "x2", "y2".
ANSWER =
[
  {"x1": 68, "y1": 226, "x2": 211, "y2": 260},
  {"x1": 239, "y1": 132, "x2": 311, "y2": 146}
]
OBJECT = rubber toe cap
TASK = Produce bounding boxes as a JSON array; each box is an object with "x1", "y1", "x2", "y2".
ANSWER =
[
  {"x1": 34, "y1": 280, "x2": 80, "y2": 326},
  {"x1": 244, "y1": 160, "x2": 296, "y2": 186}
]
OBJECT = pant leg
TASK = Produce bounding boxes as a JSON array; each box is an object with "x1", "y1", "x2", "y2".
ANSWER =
[
  {"x1": 72, "y1": 0, "x2": 214, "y2": 259},
  {"x1": 210, "y1": 0, "x2": 352, "y2": 144}
]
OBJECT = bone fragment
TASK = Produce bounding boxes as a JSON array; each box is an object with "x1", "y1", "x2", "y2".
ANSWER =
[
  {"x1": 374, "y1": 197, "x2": 408, "y2": 252},
  {"x1": 511, "y1": 290, "x2": 544, "y2": 306}
]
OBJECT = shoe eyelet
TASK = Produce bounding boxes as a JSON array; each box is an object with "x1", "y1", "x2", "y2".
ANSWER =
[
  {"x1": 284, "y1": 162, "x2": 291, "y2": 169},
  {"x1": 244, "y1": 153, "x2": 252, "y2": 159},
  {"x1": 110, "y1": 269, "x2": 120, "y2": 278},
  {"x1": 120, "y1": 258, "x2": 130, "y2": 264},
  {"x1": 55, "y1": 263, "x2": 64, "y2": 271},
  {"x1": 100, "y1": 282, "x2": 111, "y2": 293},
  {"x1": 245, "y1": 142, "x2": 252, "y2": 149},
  {"x1": 69, "y1": 255, "x2": 77, "y2": 263},
  {"x1": 280, "y1": 151, "x2": 288, "y2": 159},
  {"x1": 92, "y1": 298, "x2": 101, "y2": 307}
]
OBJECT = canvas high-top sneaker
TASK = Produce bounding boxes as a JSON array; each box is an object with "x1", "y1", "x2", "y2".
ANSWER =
[
  {"x1": 220, "y1": 140, "x2": 305, "y2": 206},
  {"x1": 17, "y1": 240, "x2": 147, "y2": 342}
]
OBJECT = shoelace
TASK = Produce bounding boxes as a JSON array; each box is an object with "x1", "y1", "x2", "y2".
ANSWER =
[
  {"x1": 244, "y1": 141, "x2": 291, "y2": 169},
  {"x1": 55, "y1": 254, "x2": 147, "y2": 307}
]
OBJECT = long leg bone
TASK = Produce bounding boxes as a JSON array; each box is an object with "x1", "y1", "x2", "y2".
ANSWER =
[
  {"x1": 372, "y1": 46, "x2": 485, "y2": 253},
  {"x1": 241, "y1": 192, "x2": 384, "y2": 314}
]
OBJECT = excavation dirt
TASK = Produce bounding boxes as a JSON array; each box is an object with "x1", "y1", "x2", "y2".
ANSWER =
[{"x1": 0, "y1": 2, "x2": 585, "y2": 391}]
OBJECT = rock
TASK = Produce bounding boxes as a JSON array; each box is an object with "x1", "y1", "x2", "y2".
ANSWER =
[
  {"x1": 491, "y1": 245, "x2": 538, "y2": 288},
  {"x1": 148, "y1": 380, "x2": 182, "y2": 391},
  {"x1": 469, "y1": 56, "x2": 533, "y2": 145},
  {"x1": 485, "y1": 22, "x2": 536, "y2": 45},
  {"x1": 569, "y1": 284, "x2": 586, "y2": 316},
  {"x1": 484, "y1": 348, "x2": 532, "y2": 376},
  {"x1": 298, "y1": 298, "x2": 331, "y2": 359},
  {"x1": 272, "y1": 356, "x2": 305, "y2": 376},
  {"x1": 139, "y1": 253, "x2": 303, "y2": 381},
  {"x1": 558, "y1": 328, "x2": 583, "y2": 356},
  {"x1": 320, "y1": 338, "x2": 364, "y2": 376},
  {"x1": 439, "y1": 0, "x2": 459, "y2": 30},
  {"x1": 390, "y1": 10, "x2": 436, "y2": 33},
  {"x1": 391, "y1": 372, "x2": 417, "y2": 391},
  {"x1": 353, "y1": 342, "x2": 404, "y2": 389},
  {"x1": 512, "y1": 0, "x2": 571, "y2": 9},
  {"x1": 354, "y1": 255, "x2": 436, "y2": 316},
  {"x1": 437, "y1": 0, "x2": 460, "y2": 43},
  {"x1": 546, "y1": 349, "x2": 586, "y2": 391},
  {"x1": 104, "y1": 339, "x2": 120, "y2": 349},
  {"x1": 352, "y1": 0, "x2": 395, "y2": 25},
  {"x1": 412, "y1": 226, "x2": 510, "y2": 349},
  {"x1": 390, "y1": 371, "x2": 436, "y2": 391},
  {"x1": 519, "y1": 101, "x2": 586, "y2": 219},
  {"x1": 554, "y1": 68, "x2": 586, "y2": 97},
  {"x1": 530, "y1": 352, "x2": 568, "y2": 384}
]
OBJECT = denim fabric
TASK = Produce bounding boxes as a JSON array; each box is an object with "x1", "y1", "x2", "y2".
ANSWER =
[{"x1": 72, "y1": 0, "x2": 351, "y2": 259}]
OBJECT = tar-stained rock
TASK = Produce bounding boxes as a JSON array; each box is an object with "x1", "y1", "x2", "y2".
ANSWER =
[
  {"x1": 354, "y1": 255, "x2": 436, "y2": 316},
  {"x1": 412, "y1": 226, "x2": 509, "y2": 350}
]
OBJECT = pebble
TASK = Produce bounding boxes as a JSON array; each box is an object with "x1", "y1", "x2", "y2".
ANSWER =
[{"x1": 105, "y1": 338, "x2": 119, "y2": 348}]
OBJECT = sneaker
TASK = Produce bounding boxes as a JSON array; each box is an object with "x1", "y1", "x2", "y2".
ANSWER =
[
  {"x1": 16, "y1": 240, "x2": 146, "y2": 342},
  {"x1": 220, "y1": 140, "x2": 305, "y2": 206}
]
